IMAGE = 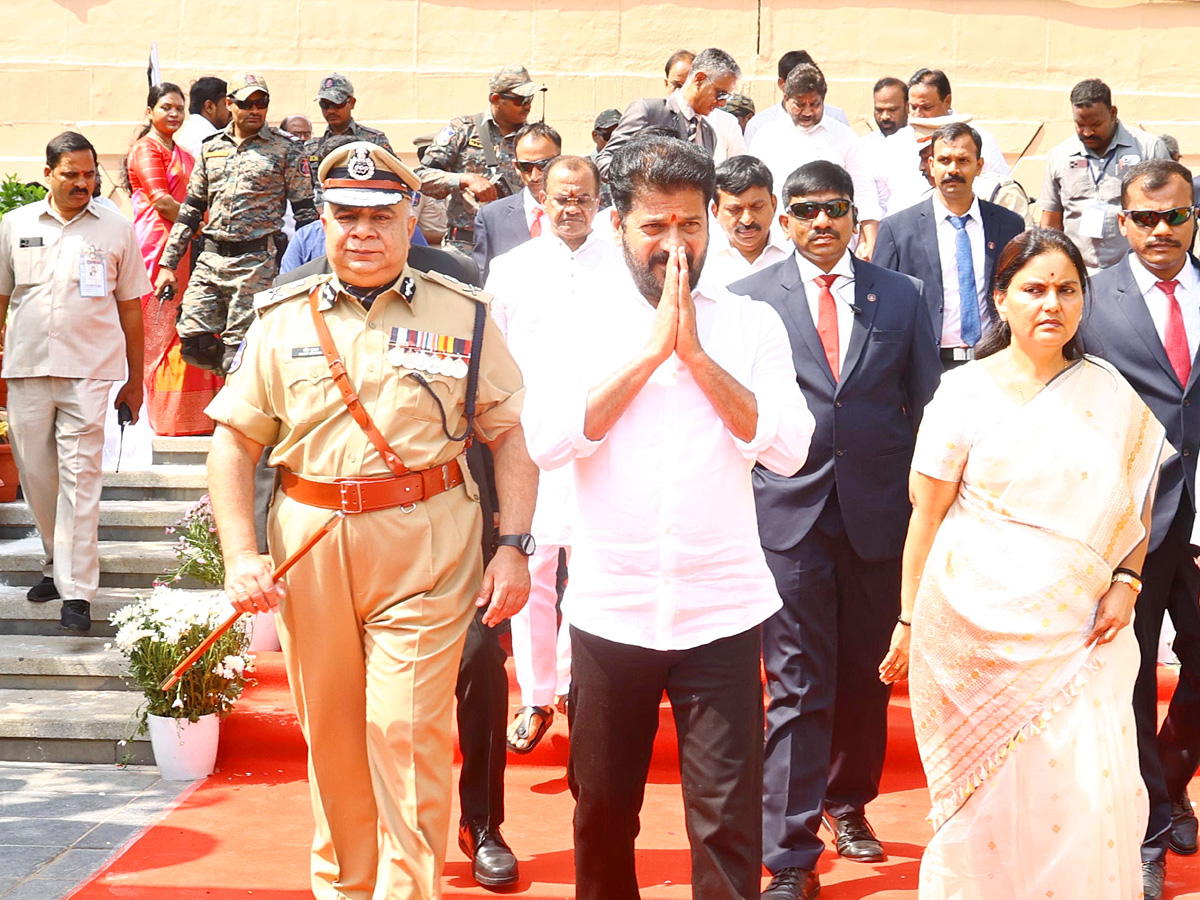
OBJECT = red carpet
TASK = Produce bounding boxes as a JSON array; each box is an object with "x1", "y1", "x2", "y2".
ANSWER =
[{"x1": 69, "y1": 653, "x2": 1200, "y2": 899}]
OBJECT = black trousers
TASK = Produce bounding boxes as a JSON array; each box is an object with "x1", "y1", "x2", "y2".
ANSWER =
[
  {"x1": 568, "y1": 625, "x2": 764, "y2": 900},
  {"x1": 761, "y1": 491, "x2": 900, "y2": 873},
  {"x1": 1136, "y1": 502, "x2": 1200, "y2": 863}
]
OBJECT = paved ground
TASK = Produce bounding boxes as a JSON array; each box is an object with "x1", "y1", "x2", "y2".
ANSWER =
[{"x1": 0, "y1": 762, "x2": 189, "y2": 900}]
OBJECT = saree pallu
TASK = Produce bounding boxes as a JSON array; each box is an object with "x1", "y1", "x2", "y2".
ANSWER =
[
  {"x1": 908, "y1": 358, "x2": 1166, "y2": 900},
  {"x1": 129, "y1": 138, "x2": 222, "y2": 436}
]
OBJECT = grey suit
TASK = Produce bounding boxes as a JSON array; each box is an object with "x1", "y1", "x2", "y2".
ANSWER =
[{"x1": 595, "y1": 95, "x2": 717, "y2": 176}]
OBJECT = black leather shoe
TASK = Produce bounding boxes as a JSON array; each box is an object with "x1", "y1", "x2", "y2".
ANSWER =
[
  {"x1": 60, "y1": 599, "x2": 91, "y2": 632},
  {"x1": 1142, "y1": 859, "x2": 1166, "y2": 900},
  {"x1": 27, "y1": 577, "x2": 59, "y2": 602},
  {"x1": 1170, "y1": 789, "x2": 1199, "y2": 855},
  {"x1": 822, "y1": 809, "x2": 886, "y2": 862},
  {"x1": 458, "y1": 822, "x2": 518, "y2": 888},
  {"x1": 761, "y1": 867, "x2": 819, "y2": 900}
]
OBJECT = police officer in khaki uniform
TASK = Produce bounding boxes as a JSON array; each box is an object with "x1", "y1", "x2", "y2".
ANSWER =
[
  {"x1": 205, "y1": 142, "x2": 538, "y2": 900},
  {"x1": 416, "y1": 64, "x2": 545, "y2": 259},
  {"x1": 157, "y1": 73, "x2": 318, "y2": 375}
]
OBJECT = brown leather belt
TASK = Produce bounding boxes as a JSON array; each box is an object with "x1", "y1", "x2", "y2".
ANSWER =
[{"x1": 278, "y1": 459, "x2": 464, "y2": 514}]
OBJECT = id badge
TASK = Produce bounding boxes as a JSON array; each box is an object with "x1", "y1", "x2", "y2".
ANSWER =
[
  {"x1": 79, "y1": 246, "x2": 107, "y2": 298},
  {"x1": 1079, "y1": 201, "x2": 1109, "y2": 240}
]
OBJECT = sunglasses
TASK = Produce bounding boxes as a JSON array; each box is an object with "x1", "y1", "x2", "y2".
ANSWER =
[
  {"x1": 1122, "y1": 206, "x2": 1196, "y2": 229},
  {"x1": 515, "y1": 157, "x2": 556, "y2": 174},
  {"x1": 319, "y1": 99, "x2": 349, "y2": 111},
  {"x1": 549, "y1": 194, "x2": 596, "y2": 208},
  {"x1": 232, "y1": 96, "x2": 269, "y2": 110},
  {"x1": 787, "y1": 199, "x2": 853, "y2": 220},
  {"x1": 714, "y1": 89, "x2": 732, "y2": 103},
  {"x1": 499, "y1": 92, "x2": 534, "y2": 107}
]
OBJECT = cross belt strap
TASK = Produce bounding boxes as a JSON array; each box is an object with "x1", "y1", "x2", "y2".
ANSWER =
[{"x1": 308, "y1": 286, "x2": 409, "y2": 476}]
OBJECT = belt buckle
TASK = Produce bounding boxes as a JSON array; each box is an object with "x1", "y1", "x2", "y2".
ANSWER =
[
  {"x1": 339, "y1": 481, "x2": 364, "y2": 514},
  {"x1": 442, "y1": 464, "x2": 453, "y2": 492}
]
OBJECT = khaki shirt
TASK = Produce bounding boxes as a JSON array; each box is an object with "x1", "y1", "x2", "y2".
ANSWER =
[
  {"x1": 206, "y1": 268, "x2": 525, "y2": 482},
  {"x1": 0, "y1": 199, "x2": 150, "y2": 380}
]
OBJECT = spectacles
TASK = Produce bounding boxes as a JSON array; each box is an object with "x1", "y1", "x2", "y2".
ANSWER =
[
  {"x1": 714, "y1": 89, "x2": 732, "y2": 103},
  {"x1": 515, "y1": 157, "x2": 556, "y2": 174},
  {"x1": 787, "y1": 199, "x2": 853, "y2": 220},
  {"x1": 233, "y1": 96, "x2": 269, "y2": 110},
  {"x1": 319, "y1": 99, "x2": 349, "y2": 111},
  {"x1": 1122, "y1": 206, "x2": 1196, "y2": 229},
  {"x1": 549, "y1": 194, "x2": 596, "y2": 208},
  {"x1": 499, "y1": 92, "x2": 534, "y2": 107}
]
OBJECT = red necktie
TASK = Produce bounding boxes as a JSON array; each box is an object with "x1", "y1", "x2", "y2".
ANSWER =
[
  {"x1": 529, "y1": 207, "x2": 543, "y2": 238},
  {"x1": 815, "y1": 273, "x2": 840, "y2": 380},
  {"x1": 1159, "y1": 279, "x2": 1191, "y2": 385}
]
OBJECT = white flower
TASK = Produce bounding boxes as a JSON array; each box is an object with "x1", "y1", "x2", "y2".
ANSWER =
[{"x1": 171, "y1": 697, "x2": 184, "y2": 709}]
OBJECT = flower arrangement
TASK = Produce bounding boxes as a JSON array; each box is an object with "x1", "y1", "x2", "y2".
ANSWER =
[
  {"x1": 160, "y1": 494, "x2": 224, "y2": 588},
  {"x1": 109, "y1": 586, "x2": 252, "y2": 728}
]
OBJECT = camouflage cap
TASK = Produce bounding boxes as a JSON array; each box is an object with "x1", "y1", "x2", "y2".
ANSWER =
[
  {"x1": 318, "y1": 141, "x2": 421, "y2": 207},
  {"x1": 724, "y1": 93, "x2": 755, "y2": 117},
  {"x1": 488, "y1": 64, "x2": 545, "y2": 98},
  {"x1": 412, "y1": 132, "x2": 438, "y2": 149},
  {"x1": 593, "y1": 108, "x2": 621, "y2": 130},
  {"x1": 316, "y1": 73, "x2": 354, "y2": 104},
  {"x1": 228, "y1": 72, "x2": 270, "y2": 101}
]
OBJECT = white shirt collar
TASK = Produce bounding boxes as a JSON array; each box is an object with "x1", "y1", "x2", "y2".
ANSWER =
[
  {"x1": 930, "y1": 191, "x2": 982, "y2": 225},
  {"x1": 795, "y1": 248, "x2": 855, "y2": 285},
  {"x1": 1129, "y1": 252, "x2": 1199, "y2": 298},
  {"x1": 669, "y1": 90, "x2": 697, "y2": 121}
]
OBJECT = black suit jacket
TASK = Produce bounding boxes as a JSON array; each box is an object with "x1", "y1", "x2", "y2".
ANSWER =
[
  {"x1": 594, "y1": 97, "x2": 717, "y2": 177},
  {"x1": 872, "y1": 196, "x2": 1025, "y2": 341},
  {"x1": 1079, "y1": 254, "x2": 1200, "y2": 551},
  {"x1": 730, "y1": 257, "x2": 942, "y2": 560},
  {"x1": 471, "y1": 192, "x2": 531, "y2": 284},
  {"x1": 274, "y1": 243, "x2": 482, "y2": 289}
]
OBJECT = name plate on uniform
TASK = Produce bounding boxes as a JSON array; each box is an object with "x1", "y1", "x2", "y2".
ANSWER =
[{"x1": 387, "y1": 327, "x2": 471, "y2": 378}]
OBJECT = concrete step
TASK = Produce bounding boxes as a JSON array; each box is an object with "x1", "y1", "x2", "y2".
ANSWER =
[
  {"x1": 0, "y1": 633, "x2": 131, "y2": 691},
  {"x1": 0, "y1": 536, "x2": 203, "y2": 590},
  {"x1": 0, "y1": 688, "x2": 152, "y2": 765},
  {"x1": 100, "y1": 466, "x2": 208, "y2": 501},
  {"x1": 0, "y1": 499, "x2": 193, "y2": 542},
  {"x1": 152, "y1": 435, "x2": 212, "y2": 467},
  {"x1": 0, "y1": 586, "x2": 146, "y2": 637}
]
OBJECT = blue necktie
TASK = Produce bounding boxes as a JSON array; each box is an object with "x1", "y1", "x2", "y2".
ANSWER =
[{"x1": 948, "y1": 214, "x2": 981, "y2": 346}]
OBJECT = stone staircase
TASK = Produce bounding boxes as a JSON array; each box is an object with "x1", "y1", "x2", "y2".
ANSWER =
[{"x1": 0, "y1": 436, "x2": 212, "y2": 765}]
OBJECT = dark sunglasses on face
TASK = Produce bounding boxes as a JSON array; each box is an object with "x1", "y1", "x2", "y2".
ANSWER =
[
  {"x1": 714, "y1": 89, "x2": 732, "y2": 103},
  {"x1": 1122, "y1": 206, "x2": 1196, "y2": 229},
  {"x1": 233, "y1": 96, "x2": 269, "y2": 110},
  {"x1": 500, "y1": 92, "x2": 534, "y2": 107},
  {"x1": 515, "y1": 157, "x2": 556, "y2": 174},
  {"x1": 788, "y1": 199, "x2": 853, "y2": 220},
  {"x1": 319, "y1": 99, "x2": 349, "y2": 111}
]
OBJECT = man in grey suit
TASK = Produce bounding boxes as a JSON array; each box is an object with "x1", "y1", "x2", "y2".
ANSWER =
[
  {"x1": 1080, "y1": 159, "x2": 1200, "y2": 900},
  {"x1": 730, "y1": 161, "x2": 941, "y2": 900},
  {"x1": 872, "y1": 122, "x2": 1025, "y2": 370},
  {"x1": 472, "y1": 122, "x2": 562, "y2": 283},
  {"x1": 594, "y1": 47, "x2": 739, "y2": 177}
]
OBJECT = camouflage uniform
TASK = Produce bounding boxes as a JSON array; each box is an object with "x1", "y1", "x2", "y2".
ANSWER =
[{"x1": 162, "y1": 121, "x2": 317, "y2": 370}]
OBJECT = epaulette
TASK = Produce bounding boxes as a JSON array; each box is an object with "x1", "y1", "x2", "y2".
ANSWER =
[
  {"x1": 200, "y1": 130, "x2": 224, "y2": 145},
  {"x1": 416, "y1": 268, "x2": 492, "y2": 307},
  {"x1": 272, "y1": 127, "x2": 301, "y2": 143},
  {"x1": 253, "y1": 273, "x2": 331, "y2": 313}
]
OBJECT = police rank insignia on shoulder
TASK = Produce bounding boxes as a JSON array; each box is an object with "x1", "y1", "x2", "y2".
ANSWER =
[
  {"x1": 348, "y1": 146, "x2": 376, "y2": 180},
  {"x1": 417, "y1": 268, "x2": 486, "y2": 299},
  {"x1": 387, "y1": 327, "x2": 471, "y2": 378},
  {"x1": 253, "y1": 273, "x2": 330, "y2": 312}
]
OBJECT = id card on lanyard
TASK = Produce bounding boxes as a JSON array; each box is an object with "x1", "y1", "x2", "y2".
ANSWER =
[
  {"x1": 1079, "y1": 148, "x2": 1118, "y2": 239},
  {"x1": 78, "y1": 244, "x2": 108, "y2": 298}
]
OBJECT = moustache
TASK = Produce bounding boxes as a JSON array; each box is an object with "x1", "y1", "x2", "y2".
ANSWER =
[
  {"x1": 734, "y1": 223, "x2": 762, "y2": 232},
  {"x1": 940, "y1": 174, "x2": 966, "y2": 185},
  {"x1": 1146, "y1": 239, "x2": 1182, "y2": 249}
]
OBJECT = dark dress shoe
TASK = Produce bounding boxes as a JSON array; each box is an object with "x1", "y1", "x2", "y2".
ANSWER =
[
  {"x1": 761, "y1": 867, "x2": 819, "y2": 900},
  {"x1": 60, "y1": 599, "x2": 91, "y2": 632},
  {"x1": 1142, "y1": 859, "x2": 1166, "y2": 900},
  {"x1": 822, "y1": 809, "x2": 886, "y2": 862},
  {"x1": 1170, "y1": 790, "x2": 1198, "y2": 855},
  {"x1": 27, "y1": 577, "x2": 59, "y2": 602},
  {"x1": 458, "y1": 822, "x2": 518, "y2": 888}
]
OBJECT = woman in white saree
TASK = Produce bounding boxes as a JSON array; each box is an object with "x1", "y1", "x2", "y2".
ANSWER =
[{"x1": 882, "y1": 229, "x2": 1167, "y2": 900}]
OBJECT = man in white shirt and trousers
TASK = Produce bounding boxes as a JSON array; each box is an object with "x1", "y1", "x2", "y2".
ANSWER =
[
  {"x1": 485, "y1": 154, "x2": 623, "y2": 751},
  {"x1": 523, "y1": 134, "x2": 814, "y2": 899}
]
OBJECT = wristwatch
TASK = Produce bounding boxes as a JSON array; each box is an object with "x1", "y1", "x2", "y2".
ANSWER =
[
  {"x1": 1111, "y1": 570, "x2": 1143, "y2": 594},
  {"x1": 497, "y1": 533, "x2": 537, "y2": 557}
]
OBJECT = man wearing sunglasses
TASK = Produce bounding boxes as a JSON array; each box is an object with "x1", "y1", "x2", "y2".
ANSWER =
[
  {"x1": 157, "y1": 72, "x2": 317, "y2": 375},
  {"x1": 471, "y1": 122, "x2": 561, "y2": 283},
  {"x1": 418, "y1": 64, "x2": 545, "y2": 263},
  {"x1": 305, "y1": 73, "x2": 393, "y2": 191},
  {"x1": 1081, "y1": 158, "x2": 1200, "y2": 900},
  {"x1": 730, "y1": 161, "x2": 940, "y2": 900}
]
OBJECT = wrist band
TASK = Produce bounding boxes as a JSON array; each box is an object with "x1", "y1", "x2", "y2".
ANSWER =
[
  {"x1": 1113, "y1": 566, "x2": 1141, "y2": 580},
  {"x1": 897, "y1": 615, "x2": 912, "y2": 627}
]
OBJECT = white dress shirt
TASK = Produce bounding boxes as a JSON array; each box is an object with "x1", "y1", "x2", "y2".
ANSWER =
[
  {"x1": 520, "y1": 187, "x2": 543, "y2": 236},
  {"x1": 485, "y1": 230, "x2": 626, "y2": 545},
  {"x1": 1129, "y1": 254, "x2": 1200, "y2": 364},
  {"x1": 795, "y1": 251, "x2": 857, "y2": 367},
  {"x1": 744, "y1": 99, "x2": 850, "y2": 144},
  {"x1": 521, "y1": 274, "x2": 814, "y2": 651},
  {"x1": 703, "y1": 224, "x2": 793, "y2": 288},
  {"x1": 706, "y1": 107, "x2": 748, "y2": 164},
  {"x1": 748, "y1": 116, "x2": 883, "y2": 222},
  {"x1": 174, "y1": 115, "x2": 218, "y2": 161},
  {"x1": 930, "y1": 192, "x2": 988, "y2": 347}
]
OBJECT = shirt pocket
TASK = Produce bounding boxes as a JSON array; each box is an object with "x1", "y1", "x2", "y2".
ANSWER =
[
  {"x1": 406, "y1": 369, "x2": 464, "y2": 425},
  {"x1": 283, "y1": 363, "x2": 339, "y2": 424},
  {"x1": 12, "y1": 245, "x2": 53, "y2": 286}
]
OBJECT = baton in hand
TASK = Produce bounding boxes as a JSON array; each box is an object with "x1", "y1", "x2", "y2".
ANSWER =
[{"x1": 158, "y1": 511, "x2": 344, "y2": 692}]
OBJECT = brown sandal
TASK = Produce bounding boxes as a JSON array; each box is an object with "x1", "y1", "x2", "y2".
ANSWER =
[{"x1": 506, "y1": 705, "x2": 554, "y2": 754}]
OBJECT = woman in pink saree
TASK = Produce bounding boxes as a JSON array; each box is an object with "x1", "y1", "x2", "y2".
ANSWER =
[
  {"x1": 126, "y1": 82, "x2": 222, "y2": 435},
  {"x1": 884, "y1": 230, "x2": 1166, "y2": 899}
]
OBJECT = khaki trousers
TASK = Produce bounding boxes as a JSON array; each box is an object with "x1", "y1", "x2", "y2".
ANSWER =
[
  {"x1": 269, "y1": 483, "x2": 482, "y2": 900},
  {"x1": 7, "y1": 377, "x2": 111, "y2": 601}
]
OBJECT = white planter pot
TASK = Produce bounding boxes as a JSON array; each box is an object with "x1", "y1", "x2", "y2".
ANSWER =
[
  {"x1": 147, "y1": 713, "x2": 220, "y2": 780},
  {"x1": 247, "y1": 610, "x2": 281, "y2": 651}
]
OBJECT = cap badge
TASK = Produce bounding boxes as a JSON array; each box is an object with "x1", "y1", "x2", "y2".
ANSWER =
[
  {"x1": 348, "y1": 146, "x2": 376, "y2": 181},
  {"x1": 323, "y1": 77, "x2": 334, "y2": 89}
]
